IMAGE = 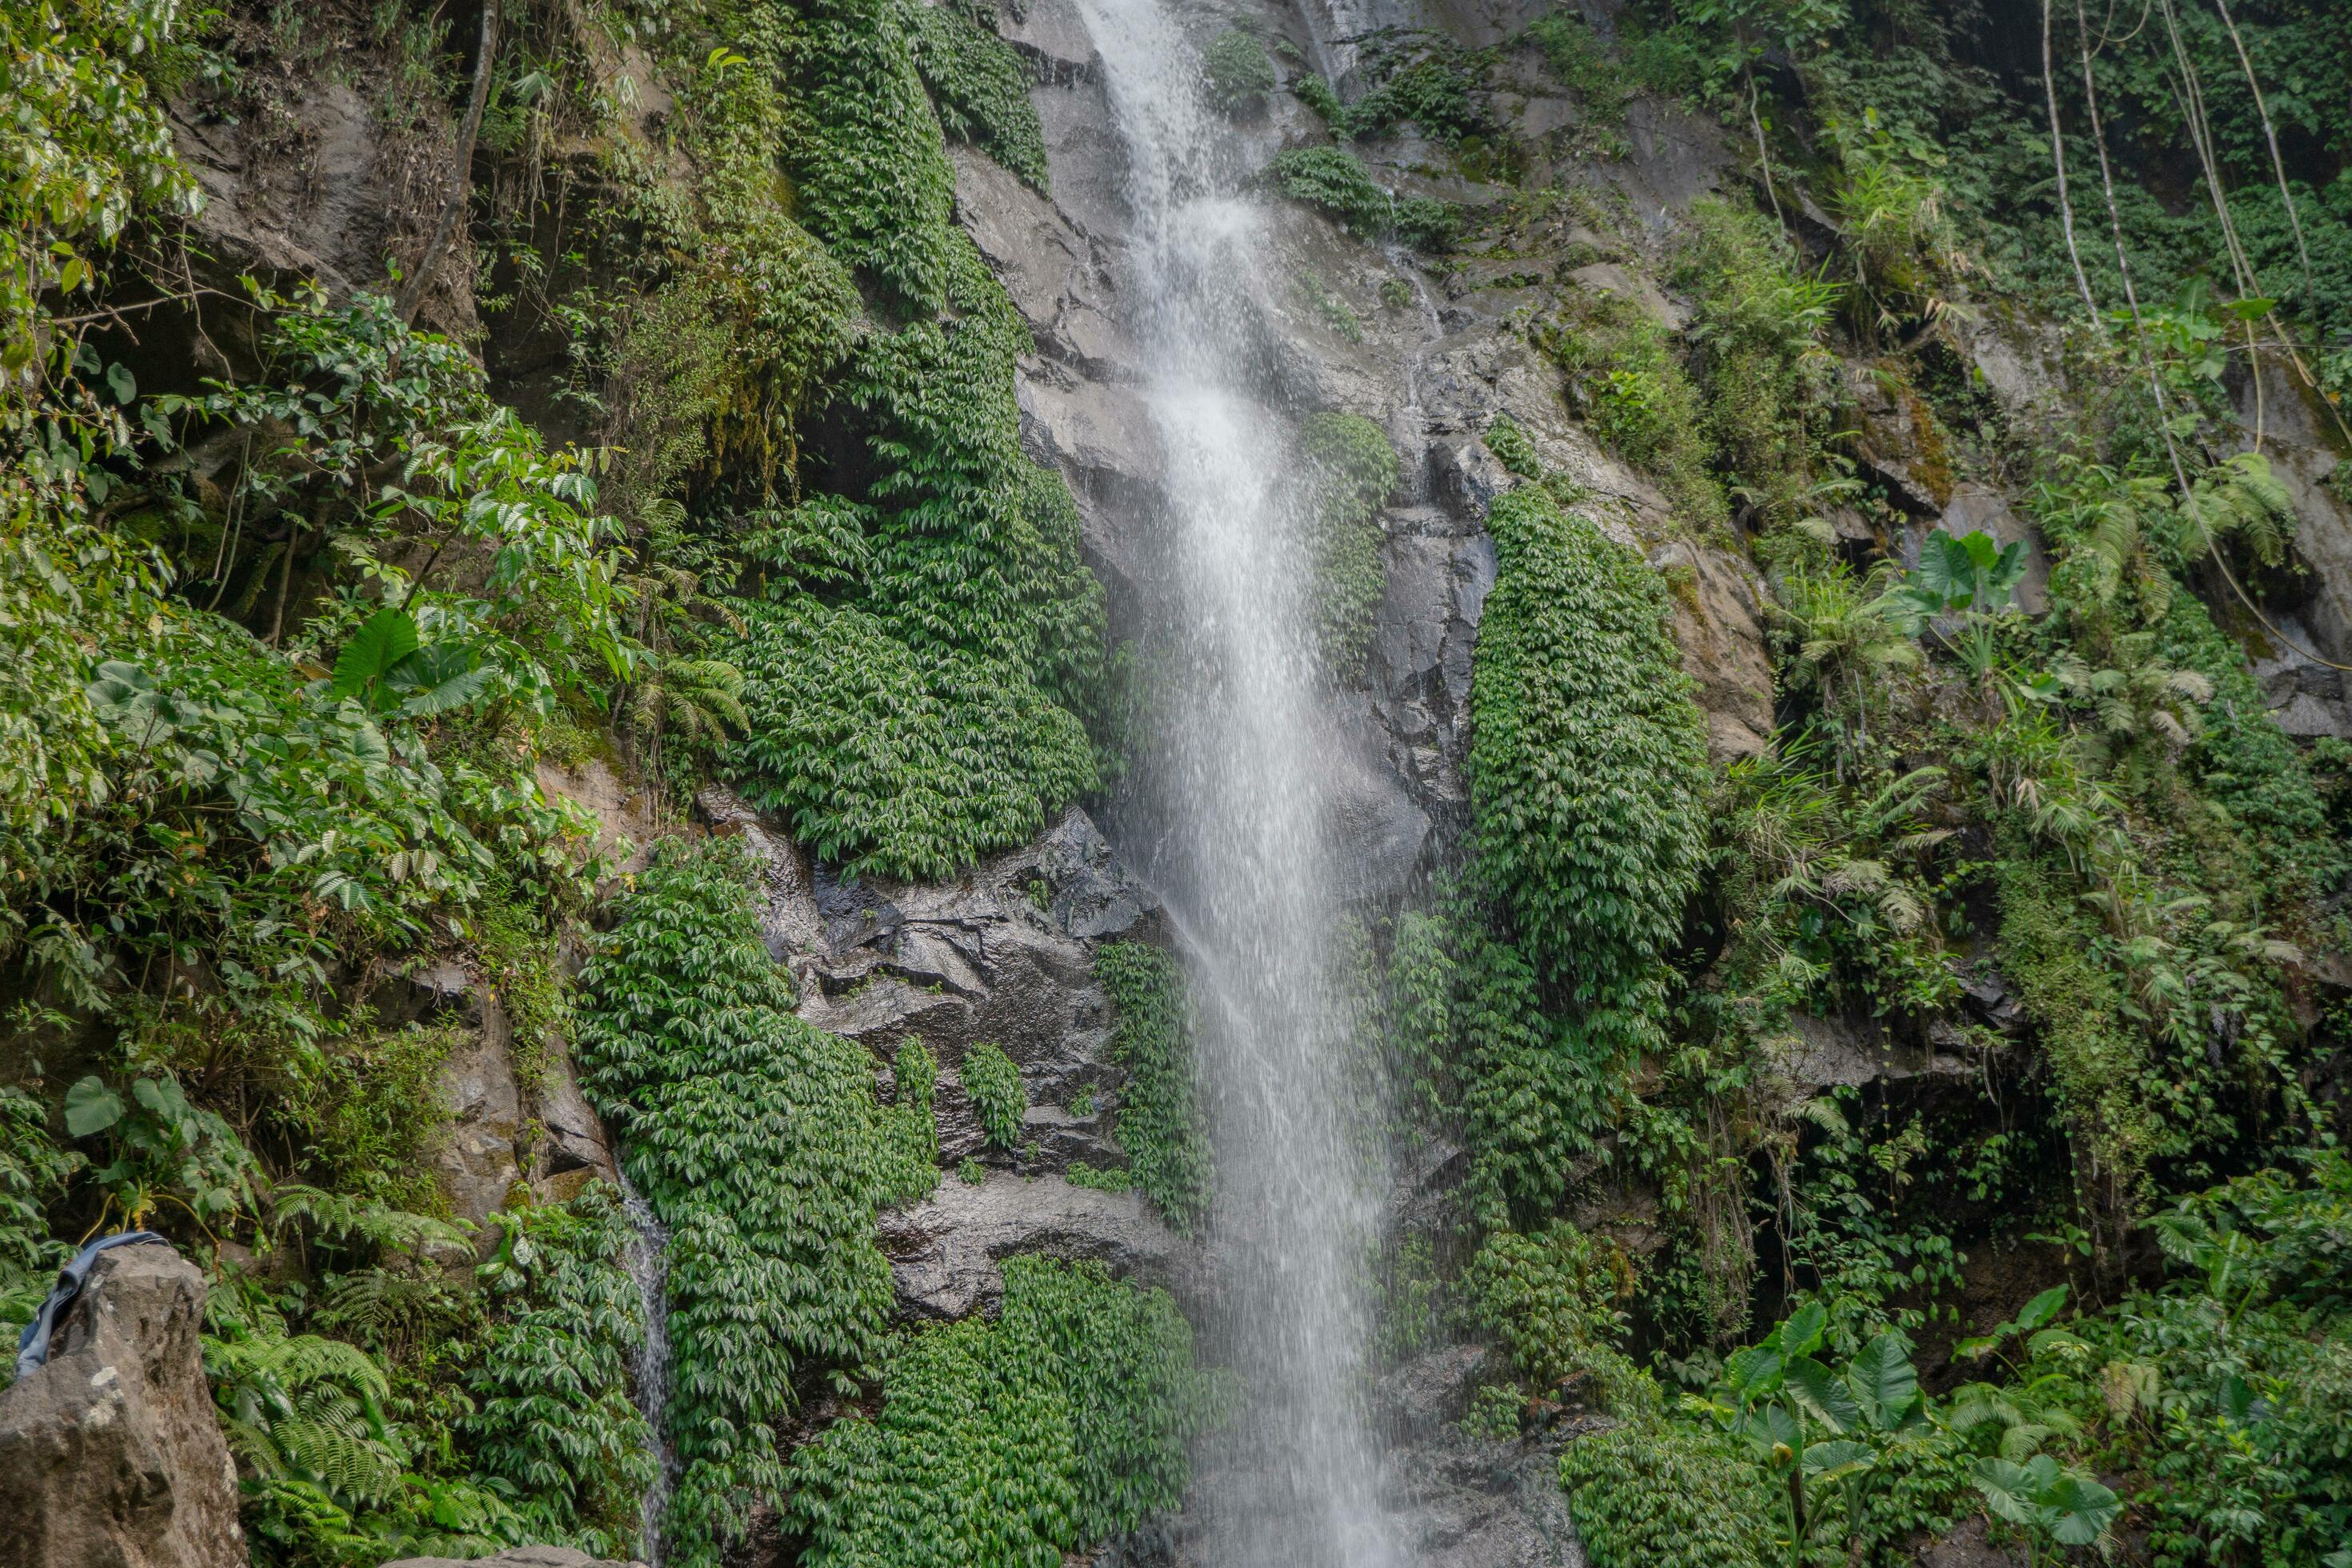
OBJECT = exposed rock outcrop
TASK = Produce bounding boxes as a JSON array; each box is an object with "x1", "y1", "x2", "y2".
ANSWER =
[
  {"x1": 704, "y1": 790, "x2": 1162, "y2": 1172},
  {"x1": 382, "y1": 1548, "x2": 650, "y2": 1568},
  {"x1": 879, "y1": 1169, "x2": 1192, "y2": 1319},
  {"x1": 0, "y1": 1242, "x2": 244, "y2": 1568},
  {"x1": 417, "y1": 978, "x2": 620, "y2": 1237}
]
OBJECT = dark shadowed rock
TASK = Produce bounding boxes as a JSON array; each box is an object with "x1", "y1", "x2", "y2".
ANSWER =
[
  {"x1": 1380, "y1": 1342, "x2": 1494, "y2": 1433},
  {"x1": 1775, "y1": 1012, "x2": 1977, "y2": 1093},
  {"x1": 0, "y1": 1243, "x2": 244, "y2": 1568},
  {"x1": 1913, "y1": 1514, "x2": 2026, "y2": 1567},
  {"x1": 706, "y1": 801, "x2": 1159, "y2": 1170}
]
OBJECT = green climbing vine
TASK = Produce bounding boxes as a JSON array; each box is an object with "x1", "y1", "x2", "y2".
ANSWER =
[
  {"x1": 1094, "y1": 942, "x2": 1214, "y2": 1235},
  {"x1": 908, "y1": 2, "x2": 1048, "y2": 191},
  {"x1": 784, "y1": 1254, "x2": 1227, "y2": 1566},
  {"x1": 574, "y1": 838, "x2": 937, "y2": 1566},
  {"x1": 1300, "y1": 412, "x2": 1398, "y2": 678},
  {"x1": 1470, "y1": 484, "x2": 1711, "y2": 1005},
  {"x1": 957, "y1": 1042, "x2": 1026, "y2": 1150},
  {"x1": 462, "y1": 1187, "x2": 657, "y2": 1558}
]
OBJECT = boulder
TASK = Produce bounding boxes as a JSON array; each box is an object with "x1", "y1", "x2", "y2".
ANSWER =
[
  {"x1": 0, "y1": 1242, "x2": 244, "y2": 1568},
  {"x1": 382, "y1": 1549, "x2": 648, "y2": 1568},
  {"x1": 879, "y1": 1170, "x2": 1192, "y2": 1319}
]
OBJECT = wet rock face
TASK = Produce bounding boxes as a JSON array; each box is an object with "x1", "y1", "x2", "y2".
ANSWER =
[
  {"x1": 700, "y1": 790, "x2": 1197, "y2": 1306},
  {"x1": 0, "y1": 1243, "x2": 245, "y2": 1568},
  {"x1": 978, "y1": 3, "x2": 1776, "y2": 854},
  {"x1": 702, "y1": 790, "x2": 1162, "y2": 1174}
]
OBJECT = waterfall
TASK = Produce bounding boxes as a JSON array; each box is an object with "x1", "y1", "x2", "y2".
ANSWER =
[
  {"x1": 1071, "y1": 2, "x2": 1402, "y2": 1563},
  {"x1": 618, "y1": 1172, "x2": 676, "y2": 1565}
]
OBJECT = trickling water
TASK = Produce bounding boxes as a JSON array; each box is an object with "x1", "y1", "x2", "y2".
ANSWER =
[
  {"x1": 1073, "y1": 2, "x2": 1402, "y2": 1563},
  {"x1": 1379, "y1": 239, "x2": 1446, "y2": 506},
  {"x1": 618, "y1": 1174, "x2": 676, "y2": 1566}
]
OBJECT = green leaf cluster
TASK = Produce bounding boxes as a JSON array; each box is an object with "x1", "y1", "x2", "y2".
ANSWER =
[
  {"x1": 1263, "y1": 147, "x2": 1462, "y2": 252},
  {"x1": 784, "y1": 1254, "x2": 1228, "y2": 1565},
  {"x1": 908, "y1": 2, "x2": 1048, "y2": 191},
  {"x1": 1470, "y1": 485, "x2": 1710, "y2": 1005},
  {"x1": 956, "y1": 1041, "x2": 1026, "y2": 1150},
  {"x1": 1561, "y1": 1410, "x2": 1777, "y2": 1568},
  {"x1": 1094, "y1": 942, "x2": 1213, "y2": 1235},
  {"x1": 729, "y1": 594, "x2": 1096, "y2": 880},
  {"x1": 574, "y1": 838, "x2": 938, "y2": 1566},
  {"x1": 462, "y1": 1187, "x2": 658, "y2": 1560},
  {"x1": 1299, "y1": 412, "x2": 1398, "y2": 678},
  {"x1": 1462, "y1": 1221, "x2": 1637, "y2": 1410}
]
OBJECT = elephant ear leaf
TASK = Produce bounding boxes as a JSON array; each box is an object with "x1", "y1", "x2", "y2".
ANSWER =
[
  {"x1": 1802, "y1": 1438, "x2": 1874, "y2": 1483},
  {"x1": 1848, "y1": 1330, "x2": 1919, "y2": 1430},
  {"x1": 2042, "y1": 1473, "x2": 2120, "y2": 1546},
  {"x1": 1913, "y1": 531, "x2": 1975, "y2": 610},
  {"x1": 1778, "y1": 1300, "x2": 1829, "y2": 1359},
  {"x1": 64, "y1": 1076, "x2": 125, "y2": 1137},
  {"x1": 1786, "y1": 1356, "x2": 1862, "y2": 1435},
  {"x1": 2014, "y1": 1283, "x2": 2070, "y2": 1333},
  {"x1": 1725, "y1": 1343, "x2": 1783, "y2": 1396},
  {"x1": 1986, "y1": 538, "x2": 2030, "y2": 602},
  {"x1": 331, "y1": 609, "x2": 421, "y2": 704},
  {"x1": 400, "y1": 663, "x2": 499, "y2": 718},
  {"x1": 392, "y1": 643, "x2": 499, "y2": 717}
]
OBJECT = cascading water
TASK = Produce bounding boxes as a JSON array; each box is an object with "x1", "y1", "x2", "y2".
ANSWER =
[
  {"x1": 618, "y1": 1174, "x2": 677, "y2": 1565},
  {"x1": 1072, "y1": 2, "x2": 1402, "y2": 1562}
]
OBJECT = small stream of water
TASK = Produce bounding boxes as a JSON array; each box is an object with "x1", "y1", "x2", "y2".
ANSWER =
[{"x1": 618, "y1": 1173, "x2": 676, "y2": 1565}]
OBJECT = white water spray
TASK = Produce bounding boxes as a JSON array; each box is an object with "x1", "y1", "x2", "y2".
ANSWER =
[{"x1": 1071, "y1": 2, "x2": 1402, "y2": 1562}]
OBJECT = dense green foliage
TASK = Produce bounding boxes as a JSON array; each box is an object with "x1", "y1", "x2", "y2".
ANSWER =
[
  {"x1": 1264, "y1": 147, "x2": 1461, "y2": 251},
  {"x1": 784, "y1": 1255, "x2": 1226, "y2": 1566},
  {"x1": 1094, "y1": 942, "x2": 1213, "y2": 1234},
  {"x1": 730, "y1": 594, "x2": 1096, "y2": 879},
  {"x1": 575, "y1": 839, "x2": 938, "y2": 1565},
  {"x1": 1562, "y1": 1414, "x2": 1775, "y2": 1568},
  {"x1": 0, "y1": 0, "x2": 1170, "y2": 1556},
  {"x1": 1299, "y1": 412, "x2": 1399, "y2": 676},
  {"x1": 11, "y1": 1, "x2": 2352, "y2": 1566},
  {"x1": 907, "y1": 2, "x2": 1049, "y2": 191},
  {"x1": 1358, "y1": 12, "x2": 2352, "y2": 1567},
  {"x1": 463, "y1": 1190, "x2": 657, "y2": 1558},
  {"x1": 957, "y1": 1041, "x2": 1026, "y2": 1150},
  {"x1": 1471, "y1": 485, "x2": 1710, "y2": 1002}
]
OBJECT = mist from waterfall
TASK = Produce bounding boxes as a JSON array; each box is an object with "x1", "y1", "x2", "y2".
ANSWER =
[{"x1": 1070, "y1": 2, "x2": 1402, "y2": 1562}]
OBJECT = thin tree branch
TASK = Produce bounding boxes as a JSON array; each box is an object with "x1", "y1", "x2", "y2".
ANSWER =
[
  {"x1": 397, "y1": 0, "x2": 502, "y2": 324},
  {"x1": 2043, "y1": 0, "x2": 2103, "y2": 330},
  {"x1": 2209, "y1": 0, "x2": 2315, "y2": 323}
]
